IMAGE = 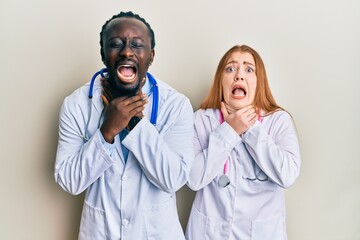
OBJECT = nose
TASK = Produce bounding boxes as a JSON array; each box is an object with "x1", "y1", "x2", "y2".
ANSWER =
[
  {"x1": 120, "y1": 43, "x2": 134, "y2": 58},
  {"x1": 234, "y1": 70, "x2": 244, "y2": 81}
]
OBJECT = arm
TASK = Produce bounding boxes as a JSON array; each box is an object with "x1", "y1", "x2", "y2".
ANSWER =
[
  {"x1": 123, "y1": 97, "x2": 194, "y2": 193},
  {"x1": 242, "y1": 111, "x2": 301, "y2": 188},
  {"x1": 54, "y1": 97, "x2": 115, "y2": 195},
  {"x1": 187, "y1": 110, "x2": 242, "y2": 191}
]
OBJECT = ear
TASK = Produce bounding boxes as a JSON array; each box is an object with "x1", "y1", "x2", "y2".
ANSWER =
[
  {"x1": 101, "y1": 49, "x2": 106, "y2": 65},
  {"x1": 149, "y1": 49, "x2": 155, "y2": 65}
]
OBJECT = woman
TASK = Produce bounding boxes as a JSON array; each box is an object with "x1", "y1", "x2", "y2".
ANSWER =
[{"x1": 186, "y1": 45, "x2": 301, "y2": 240}]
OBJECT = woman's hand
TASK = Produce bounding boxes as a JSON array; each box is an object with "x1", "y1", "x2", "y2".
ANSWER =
[{"x1": 220, "y1": 102, "x2": 257, "y2": 135}]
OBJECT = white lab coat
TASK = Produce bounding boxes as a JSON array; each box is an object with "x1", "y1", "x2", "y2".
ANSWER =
[
  {"x1": 186, "y1": 108, "x2": 301, "y2": 240},
  {"x1": 54, "y1": 75, "x2": 194, "y2": 240}
]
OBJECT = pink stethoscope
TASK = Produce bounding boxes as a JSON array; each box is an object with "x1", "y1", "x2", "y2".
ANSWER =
[{"x1": 218, "y1": 110, "x2": 263, "y2": 188}]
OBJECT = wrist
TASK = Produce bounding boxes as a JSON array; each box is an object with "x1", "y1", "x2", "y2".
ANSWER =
[{"x1": 100, "y1": 127, "x2": 115, "y2": 143}]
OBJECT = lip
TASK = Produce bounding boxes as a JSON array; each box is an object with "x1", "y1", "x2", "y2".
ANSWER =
[
  {"x1": 231, "y1": 84, "x2": 247, "y2": 99},
  {"x1": 116, "y1": 62, "x2": 138, "y2": 84}
]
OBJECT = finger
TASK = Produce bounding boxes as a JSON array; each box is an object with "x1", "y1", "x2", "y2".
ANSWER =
[
  {"x1": 102, "y1": 88, "x2": 112, "y2": 103},
  {"x1": 248, "y1": 112, "x2": 258, "y2": 122},
  {"x1": 124, "y1": 93, "x2": 147, "y2": 105},
  {"x1": 245, "y1": 108, "x2": 256, "y2": 118},
  {"x1": 101, "y1": 94, "x2": 109, "y2": 107},
  {"x1": 249, "y1": 113, "x2": 258, "y2": 125},
  {"x1": 101, "y1": 79, "x2": 114, "y2": 102},
  {"x1": 127, "y1": 97, "x2": 148, "y2": 111},
  {"x1": 238, "y1": 104, "x2": 254, "y2": 114},
  {"x1": 136, "y1": 86, "x2": 144, "y2": 95},
  {"x1": 220, "y1": 102, "x2": 229, "y2": 119},
  {"x1": 134, "y1": 112, "x2": 145, "y2": 118},
  {"x1": 129, "y1": 104, "x2": 146, "y2": 117},
  {"x1": 100, "y1": 76, "x2": 110, "y2": 86}
]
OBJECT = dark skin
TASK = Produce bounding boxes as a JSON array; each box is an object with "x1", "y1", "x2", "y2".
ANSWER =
[{"x1": 99, "y1": 17, "x2": 155, "y2": 143}]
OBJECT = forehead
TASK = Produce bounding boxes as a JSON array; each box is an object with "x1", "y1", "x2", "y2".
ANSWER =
[
  {"x1": 227, "y1": 51, "x2": 255, "y2": 65},
  {"x1": 104, "y1": 17, "x2": 150, "y2": 38}
]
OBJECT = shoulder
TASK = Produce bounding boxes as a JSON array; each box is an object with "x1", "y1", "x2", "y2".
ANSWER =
[
  {"x1": 194, "y1": 108, "x2": 218, "y2": 119},
  {"x1": 194, "y1": 108, "x2": 220, "y2": 127},
  {"x1": 265, "y1": 110, "x2": 293, "y2": 125},
  {"x1": 61, "y1": 82, "x2": 92, "y2": 114},
  {"x1": 63, "y1": 84, "x2": 89, "y2": 102},
  {"x1": 263, "y1": 110, "x2": 297, "y2": 136}
]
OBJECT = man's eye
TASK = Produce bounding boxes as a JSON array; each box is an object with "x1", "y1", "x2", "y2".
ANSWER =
[
  {"x1": 132, "y1": 42, "x2": 143, "y2": 48},
  {"x1": 109, "y1": 41, "x2": 123, "y2": 48},
  {"x1": 109, "y1": 43, "x2": 122, "y2": 48}
]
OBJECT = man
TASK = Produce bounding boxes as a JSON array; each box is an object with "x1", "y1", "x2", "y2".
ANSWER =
[{"x1": 55, "y1": 11, "x2": 194, "y2": 239}]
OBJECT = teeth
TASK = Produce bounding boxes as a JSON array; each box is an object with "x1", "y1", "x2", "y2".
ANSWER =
[
  {"x1": 118, "y1": 65, "x2": 136, "y2": 80},
  {"x1": 118, "y1": 73, "x2": 135, "y2": 80},
  {"x1": 233, "y1": 88, "x2": 246, "y2": 96}
]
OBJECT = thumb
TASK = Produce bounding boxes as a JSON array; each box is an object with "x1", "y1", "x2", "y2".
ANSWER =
[
  {"x1": 101, "y1": 94, "x2": 109, "y2": 107},
  {"x1": 220, "y1": 102, "x2": 229, "y2": 120}
]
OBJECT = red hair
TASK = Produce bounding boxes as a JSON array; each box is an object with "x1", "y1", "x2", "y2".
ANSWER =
[{"x1": 200, "y1": 45, "x2": 284, "y2": 115}]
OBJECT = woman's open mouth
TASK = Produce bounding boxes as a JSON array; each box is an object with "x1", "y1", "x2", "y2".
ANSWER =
[{"x1": 232, "y1": 84, "x2": 247, "y2": 98}]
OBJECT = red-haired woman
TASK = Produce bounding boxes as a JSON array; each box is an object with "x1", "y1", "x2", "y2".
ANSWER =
[{"x1": 186, "y1": 45, "x2": 301, "y2": 240}]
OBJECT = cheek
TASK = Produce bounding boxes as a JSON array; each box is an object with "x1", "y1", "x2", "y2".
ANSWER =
[
  {"x1": 222, "y1": 77, "x2": 232, "y2": 91},
  {"x1": 221, "y1": 81, "x2": 230, "y2": 99},
  {"x1": 249, "y1": 77, "x2": 257, "y2": 95}
]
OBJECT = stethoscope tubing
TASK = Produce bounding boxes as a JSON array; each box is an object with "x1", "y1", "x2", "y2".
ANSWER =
[
  {"x1": 89, "y1": 68, "x2": 108, "y2": 99},
  {"x1": 88, "y1": 68, "x2": 159, "y2": 124}
]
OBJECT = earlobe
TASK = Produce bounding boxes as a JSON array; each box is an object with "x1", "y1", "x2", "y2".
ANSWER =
[
  {"x1": 150, "y1": 49, "x2": 155, "y2": 63},
  {"x1": 101, "y1": 49, "x2": 106, "y2": 64}
]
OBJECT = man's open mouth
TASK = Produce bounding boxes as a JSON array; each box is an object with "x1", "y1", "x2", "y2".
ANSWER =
[{"x1": 117, "y1": 64, "x2": 137, "y2": 82}]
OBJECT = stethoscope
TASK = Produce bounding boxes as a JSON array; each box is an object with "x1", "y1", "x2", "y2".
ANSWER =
[
  {"x1": 82, "y1": 68, "x2": 159, "y2": 140},
  {"x1": 217, "y1": 110, "x2": 267, "y2": 188},
  {"x1": 218, "y1": 111, "x2": 231, "y2": 188}
]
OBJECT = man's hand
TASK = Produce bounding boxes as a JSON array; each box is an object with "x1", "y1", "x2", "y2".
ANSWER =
[
  {"x1": 100, "y1": 77, "x2": 113, "y2": 107},
  {"x1": 100, "y1": 77, "x2": 148, "y2": 143}
]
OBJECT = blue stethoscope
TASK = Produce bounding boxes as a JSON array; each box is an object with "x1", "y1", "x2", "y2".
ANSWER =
[{"x1": 88, "y1": 68, "x2": 159, "y2": 125}]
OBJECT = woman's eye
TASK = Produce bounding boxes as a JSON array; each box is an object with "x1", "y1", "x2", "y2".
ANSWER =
[
  {"x1": 246, "y1": 67, "x2": 255, "y2": 73},
  {"x1": 225, "y1": 66, "x2": 236, "y2": 72}
]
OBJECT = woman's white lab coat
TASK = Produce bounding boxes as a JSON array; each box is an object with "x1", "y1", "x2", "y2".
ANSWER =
[
  {"x1": 54, "y1": 76, "x2": 194, "y2": 240},
  {"x1": 186, "y1": 108, "x2": 301, "y2": 240}
]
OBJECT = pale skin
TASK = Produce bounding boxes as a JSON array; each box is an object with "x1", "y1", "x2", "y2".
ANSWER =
[{"x1": 220, "y1": 51, "x2": 258, "y2": 135}]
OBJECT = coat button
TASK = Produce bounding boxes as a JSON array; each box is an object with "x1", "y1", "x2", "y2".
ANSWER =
[{"x1": 122, "y1": 219, "x2": 129, "y2": 226}]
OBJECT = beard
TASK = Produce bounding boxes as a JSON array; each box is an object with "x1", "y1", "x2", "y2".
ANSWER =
[{"x1": 108, "y1": 72, "x2": 142, "y2": 98}]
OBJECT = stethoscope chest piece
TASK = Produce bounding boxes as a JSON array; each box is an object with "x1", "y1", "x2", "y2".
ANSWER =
[{"x1": 218, "y1": 174, "x2": 230, "y2": 188}]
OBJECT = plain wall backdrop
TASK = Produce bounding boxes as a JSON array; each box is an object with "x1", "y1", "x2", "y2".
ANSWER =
[{"x1": 1, "y1": 0, "x2": 359, "y2": 239}]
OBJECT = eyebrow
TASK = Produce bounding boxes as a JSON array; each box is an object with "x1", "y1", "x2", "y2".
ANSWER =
[{"x1": 226, "y1": 60, "x2": 255, "y2": 67}]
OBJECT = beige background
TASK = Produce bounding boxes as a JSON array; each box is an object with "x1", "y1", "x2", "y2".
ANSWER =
[{"x1": 1, "y1": 0, "x2": 359, "y2": 239}]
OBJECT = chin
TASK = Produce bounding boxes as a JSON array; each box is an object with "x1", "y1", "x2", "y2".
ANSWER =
[{"x1": 111, "y1": 77, "x2": 141, "y2": 97}]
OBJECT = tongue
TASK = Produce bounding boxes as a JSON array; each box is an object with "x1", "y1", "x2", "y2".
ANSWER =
[
  {"x1": 119, "y1": 67, "x2": 134, "y2": 77},
  {"x1": 233, "y1": 88, "x2": 245, "y2": 96}
]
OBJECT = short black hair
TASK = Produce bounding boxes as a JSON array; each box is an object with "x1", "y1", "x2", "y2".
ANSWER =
[{"x1": 100, "y1": 11, "x2": 156, "y2": 58}]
